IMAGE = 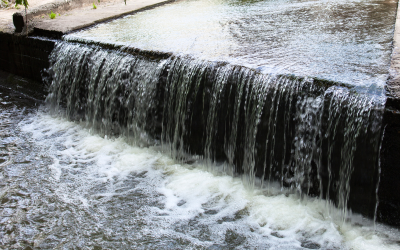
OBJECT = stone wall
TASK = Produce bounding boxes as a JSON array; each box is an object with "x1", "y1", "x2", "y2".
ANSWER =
[
  {"x1": 0, "y1": 32, "x2": 55, "y2": 83},
  {"x1": 379, "y1": 91, "x2": 400, "y2": 227},
  {"x1": 379, "y1": 0, "x2": 400, "y2": 227}
]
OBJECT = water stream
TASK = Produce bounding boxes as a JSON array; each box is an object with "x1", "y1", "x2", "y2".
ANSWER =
[
  {"x1": 46, "y1": 42, "x2": 386, "y2": 213},
  {"x1": 1, "y1": 0, "x2": 399, "y2": 248},
  {"x1": 1, "y1": 78, "x2": 400, "y2": 249}
]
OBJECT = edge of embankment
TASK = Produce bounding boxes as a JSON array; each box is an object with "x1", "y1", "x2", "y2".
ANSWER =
[{"x1": 0, "y1": 0, "x2": 175, "y2": 92}]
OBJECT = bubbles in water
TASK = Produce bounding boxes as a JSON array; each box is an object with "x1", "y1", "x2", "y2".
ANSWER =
[{"x1": 0, "y1": 109, "x2": 396, "y2": 249}]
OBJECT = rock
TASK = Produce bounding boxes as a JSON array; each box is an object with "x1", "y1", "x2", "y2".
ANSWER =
[{"x1": 12, "y1": 12, "x2": 24, "y2": 33}]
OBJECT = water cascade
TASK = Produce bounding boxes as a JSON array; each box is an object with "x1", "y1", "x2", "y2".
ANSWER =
[{"x1": 46, "y1": 41, "x2": 386, "y2": 220}]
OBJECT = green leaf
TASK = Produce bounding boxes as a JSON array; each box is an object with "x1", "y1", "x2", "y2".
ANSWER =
[
  {"x1": 15, "y1": 0, "x2": 28, "y2": 8},
  {"x1": 48, "y1": 10, "x2": 56, "y2": 19}
]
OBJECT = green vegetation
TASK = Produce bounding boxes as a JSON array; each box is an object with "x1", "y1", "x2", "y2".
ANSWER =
[
  {"x1": 93, "y1": 2, "x2": 97, "y2": 9},
  {"x1": 124, "y1": 0, "x2": 126, "y2": 5},
  {"x1": 1, "y1": 0, "x2": 9, "y2": 8},
  {"x1": 15, "y1": 0, "x2": 28, "y2": 9},
  {"x1": 48, "y1": 11, "x2": 56, "y2": 19}
]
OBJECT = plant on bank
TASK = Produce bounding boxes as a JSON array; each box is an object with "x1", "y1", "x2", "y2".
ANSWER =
[
  {"x1": 93, "y1": 2, "x2": 97, "y2": 9},
  {"x1": 1, "y1": 0, "x2": 9, "y2": 8},
  {"x1": 48, "y1": 10, "x2": 56, "y2": 19}
]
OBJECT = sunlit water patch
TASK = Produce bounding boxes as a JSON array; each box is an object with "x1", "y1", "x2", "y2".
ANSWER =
[
  {"x1": 68, "y1": 0, "x2": 397, "y2": 89},
  {"x1": 1, "y1": 89, "x2": 400, "y2": 249}
]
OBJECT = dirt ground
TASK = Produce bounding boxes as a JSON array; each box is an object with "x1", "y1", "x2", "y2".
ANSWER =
[
  {"x1": 0, "y1": 0, "x2": 169, "y2": 34},
  {"x1": 0, "y1": 0, "x2": 55, "y2": 32}
]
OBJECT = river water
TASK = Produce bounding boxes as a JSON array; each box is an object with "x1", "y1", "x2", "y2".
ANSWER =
[
  {"x1": 1, "y1": 0, "x2": 400, "y2": 248},
  {"x1": 68, "y1": 0, "x2": 397, "y2": 89},
  {"x1": 1, "y1": 75, "x2": 400, "y2": 249}
]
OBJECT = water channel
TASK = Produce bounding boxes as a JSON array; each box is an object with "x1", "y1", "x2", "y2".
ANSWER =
[{"x1": 1, "y1": 0, "x2": 400, "y2": 248}]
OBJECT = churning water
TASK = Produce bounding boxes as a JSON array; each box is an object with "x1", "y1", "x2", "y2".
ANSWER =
[
  {"x1": 68, "y1": 0, "x2": 397, "y2": 88},
  {"x1": 1, "y1": 83, "x2": 400, "y2": 249}
]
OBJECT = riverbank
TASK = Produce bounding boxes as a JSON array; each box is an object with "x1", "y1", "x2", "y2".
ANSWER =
[{"x1": 0, "y1": 0, "x2": 173, "y2": 35}]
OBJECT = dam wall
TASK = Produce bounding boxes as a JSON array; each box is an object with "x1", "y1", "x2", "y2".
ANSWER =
[
  {"x1": 378, "y1": 0, "x2": 400, "y2": 226},
  {"x1": 43, "y1": 40, "x2": 386, "y2": 225},
  {"x1": 380, "y1": 104, "x2": 400, "y2": 226},
  {"x1": 0, "y1": 29, "x2": 400, "y2": 226},
  {"x1": 0, "y1": 33, "x2": 55, "y2": 83}
]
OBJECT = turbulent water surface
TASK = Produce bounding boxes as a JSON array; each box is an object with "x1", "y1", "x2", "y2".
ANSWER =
[
  {"x1": 0, "y1": 73, "x2": 400, "y2": 249},
  {"x1": 69, "y1": 0, "x2": 397, "y2": 89}
]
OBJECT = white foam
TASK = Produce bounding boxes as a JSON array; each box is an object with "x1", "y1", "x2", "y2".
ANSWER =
[{"x1": 19, "y1": 111, "x2": 400, "y2": 249}]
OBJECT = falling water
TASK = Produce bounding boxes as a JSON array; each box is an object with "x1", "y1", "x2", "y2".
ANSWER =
[
  {"x1": 46, "y1": 41, "x2": 386, "y2": 221},
  {"x1": 46, "y1": 42, "x2": 167, "y2": 146}
]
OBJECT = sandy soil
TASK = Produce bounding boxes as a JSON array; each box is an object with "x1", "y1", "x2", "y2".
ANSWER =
[{"x1": 0, "y1": 0, "x2": 55, "y2": 32}]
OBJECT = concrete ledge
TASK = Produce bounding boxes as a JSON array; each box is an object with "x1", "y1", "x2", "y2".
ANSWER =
[
  {"x1": 12, "y1": 0, "x2": 120, "y2": 33},
  {"x1": 62, "y1": 37, "x2": 357, "y2": 90},
  {"x1": 11, "y1": 0, "x2": 174, "y2": 37}
]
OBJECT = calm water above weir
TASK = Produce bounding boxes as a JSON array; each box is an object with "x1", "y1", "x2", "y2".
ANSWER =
[
  {"x1": 1, "y1": 84, "x2": 400, "y2": 249},
  {"x1": 69, "y1": 0, "x2": 397, "y2": 89}
]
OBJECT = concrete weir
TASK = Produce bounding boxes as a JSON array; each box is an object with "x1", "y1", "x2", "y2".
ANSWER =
[
  {"x1": 1, "y1": 0, "x2": 400, "y2": 227},
  {"x1": 380, "y1": 0, "x2": 400, "y2": 227}
]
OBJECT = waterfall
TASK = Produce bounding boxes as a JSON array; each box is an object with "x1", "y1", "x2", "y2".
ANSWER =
[
  {"x1": 46, "y1": 41, "x2": 386, "y2": 219},
  {"x1": 46, "y1": 42, "x2": 167, "y2": 146}
]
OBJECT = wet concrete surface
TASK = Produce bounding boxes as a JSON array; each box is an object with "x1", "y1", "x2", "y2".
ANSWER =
[{"x1": 32, "y1": 0, "x2": 172, "y2": 35}]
